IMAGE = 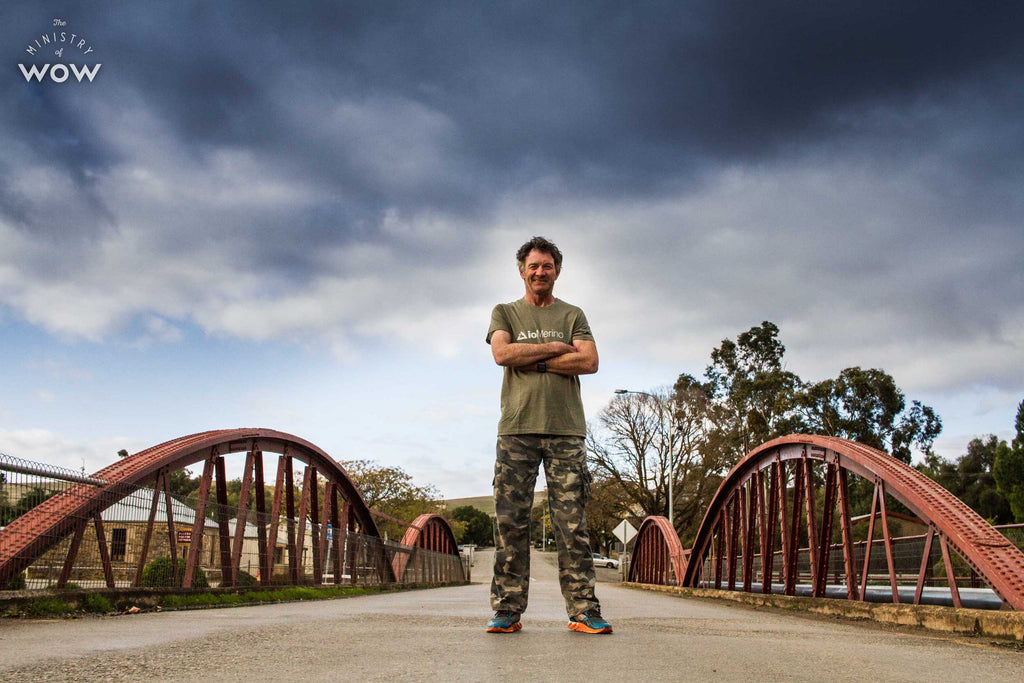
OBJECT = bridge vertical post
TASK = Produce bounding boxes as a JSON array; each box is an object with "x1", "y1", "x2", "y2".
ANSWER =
[
  {"x1": 309, "y1": 467, "x2": 322, "y2": 585},
  {"x1": 266, "y1": 455, "x2": 286, "y2": 581},
  {"x1": 741, "y1": 477, "x2": 753, "y2": 592},
  {"x1": 163, "y1": 474, "x2": 178, "y2": 586},
  {"x1": 914, "y1": 527, "x2": 935, "y2": 605},
  {"x1": 714, "y1": 511, "x2": 724, "y2": 589},
  {"x1": 214, "y1": 456, "x2": 233, "y2": 587},
  {"x1": 727, "y1": 492, "x2": 739, "y2": 590},
  {"x1": 814, "y1": 463, "x2": 837, "y2": 597},
  {"x1": 777, "y1": 460, "x2": 791, "y2": 588},
  {"x1": 859, "y1": 483, "x2": 880, "y2": 601},
  {"x1": 285, "y1": 454, "x2": 298, "y2": 585},
  {"x1": 877, "y1": 480, "x2": 899, "y2": 603},
  {"x1": 92, "y1": 512, "x2": 115, "y2": 588},
  {"x1": 755, "y1": 471, "x2": 767, "y2": 590},
  {"x1": 231, "y1": 451, "x2": 256, "y2": 585},
  {"x1": 134, "y1": 470, "x2": 164, "y2": 587},
  {"x1": 763, "y1": 461, "x2": 780, "y2": 594},
  {"x1": 939, "y1": 534, "x2": 963, "y2": 608},
  {"x1": 254, "y1": 452, "x2": 270, "y2": 585},
  {"x1": 184, "y1": 453, "x2": 216, "y2": 588},
  {"x1": 835, "y1": 467, "x2": 858, "y2": 600},
  {"x1": 784, "y1": 458, "x2": 804, "y2": 595},
  {"x1": 296, "y1": 465, "x2": 313, "y2": 584},
  {"x1": 802, "y1": 451, "x2": 819, "y2": 592},
  {"x1": 57, "y1": 516, "x2": 88, "y2": 588}
]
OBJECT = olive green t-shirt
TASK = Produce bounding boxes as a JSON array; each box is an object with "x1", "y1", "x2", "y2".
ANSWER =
[{"x1": 486, "y1": 298, "x2": 595, "y2": 437}]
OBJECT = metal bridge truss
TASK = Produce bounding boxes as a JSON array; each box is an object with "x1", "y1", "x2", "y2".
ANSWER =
[
  {"x1": 392, "y1": 514, "x2": 465, "y2": 584},
  {"x1": 627, "y1": 435, "x2": 1024, "y2": 611},
  {"x1": 0, "y1": 429, "x2": 464, "y2": 590}
]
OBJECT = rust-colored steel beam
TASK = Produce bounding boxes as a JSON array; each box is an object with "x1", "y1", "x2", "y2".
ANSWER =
[
  {"x1": 784, "y1": 459, "x2": 803, "y2": 595},
  {"x1": 57, "y1": 517, "x2": 88, "y2": 588},
  {"x1": 681, "y1": 434, "x2": 1024, "y2": 612},
  {"x1": 835, "y1": 467, "x2": 858, "y2": 600},
  {"x1": 134, "y1": 469, "x2": 165, "y2": 587},
  {"x1": 184, "y1": 454, "x2": 216, "y2": 589},
  {"x1": 814, "y1": 463, "x2": 837, "y2": 598},
  {"x1": 0, "y1": 429, "x2": 386, "y2": 588},
  {"x1": 254, "y1": 451, "x2": 269, "y2": 585},
  {"x1": 914, "y1": 527, "x2": 936, "y2": 605},
  {"x1": 878, "y1": 480, "x2": 899, "y2": 603},
  {"x1": 93, "y1": 512, "x2": 115, "y2": 589},
  {"x1": 231, "y1": 451, "x2": 256, "y2": 584},
  {"x1": 859, "y1": 483, "x2": 880, "y2": 601},
  {"x1": 214, "y1": 456, "x2": 233, "y2": 587},
  {"x1": 763, "y1": 462, "x2": 779, "y2": 594}
]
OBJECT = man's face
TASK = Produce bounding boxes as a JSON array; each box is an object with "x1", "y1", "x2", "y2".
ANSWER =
[{"x1": 519, "y1": 249, "x2": 559, "y2": 297}]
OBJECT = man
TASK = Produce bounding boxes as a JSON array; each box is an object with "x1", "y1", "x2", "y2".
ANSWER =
[{"x1": 484, "y1": 236, "x2": 612, "y2": 635}]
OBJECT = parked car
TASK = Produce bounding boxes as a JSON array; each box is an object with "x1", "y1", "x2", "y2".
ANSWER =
[{"x1": 591, "y1": 553, "x2": 619, "y2": 569}]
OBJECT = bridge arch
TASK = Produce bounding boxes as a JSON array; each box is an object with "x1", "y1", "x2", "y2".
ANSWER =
[
  {"x1": 679, "y1": 434, "x2": 1024, "y2": 610},
  {"x1": 392, "y1": 513, "x2": 465, "y2": 583},
  {"x1": 0, "y1": 428, "x2": 393, "y2": 588},
  {"x1": 627, "y1": 515, "x2": 687, "y2": 585}
]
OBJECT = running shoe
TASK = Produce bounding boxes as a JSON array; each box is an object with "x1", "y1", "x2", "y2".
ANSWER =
[
  {"x1": 486, "y1": 610, "x2": 522, "y2": 633},
  {"x1": 567, "y1": 609, "x2": 613, "y2": 634}
]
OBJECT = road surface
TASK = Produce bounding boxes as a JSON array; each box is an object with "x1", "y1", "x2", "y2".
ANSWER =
[{"x1": 0, "y1": 549, "x2": 1020, "y2": 681}]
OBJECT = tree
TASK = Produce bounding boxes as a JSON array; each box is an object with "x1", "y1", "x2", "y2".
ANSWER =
[
  {"x1": 449, "y1": 505, "x2": 493, "y2": 546},
  {"x1": 921, "y1": 435, "x2": 1013, "y2": 524},
  {"x1": 705, "y1": 321, "x2": 804, "y2": 457},
  {"x1": 994, "y1": 400, "x2": 1024, "y2": 522},
  {"x1": 340, "y1": 459, "x2": 440, "y2": 540},
  {"x1": 801, "y1": 367, "x2": 941, "y2": 464},
  {"x1": 587, "y1": 320, "x2": 943, "y2": 540},
  {"x1": 588, "y1": 385, "x2": 726, "y2": 544}
]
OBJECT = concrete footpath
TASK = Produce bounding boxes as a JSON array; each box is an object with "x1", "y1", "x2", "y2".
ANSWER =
[{"x1": 0, "y1": 549, "x2": 1021, "y2": 681}]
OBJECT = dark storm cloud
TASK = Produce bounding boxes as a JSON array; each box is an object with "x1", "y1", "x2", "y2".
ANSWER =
[{"x1": 1, "y1": 1, "x2": 1022, "y2": 365}]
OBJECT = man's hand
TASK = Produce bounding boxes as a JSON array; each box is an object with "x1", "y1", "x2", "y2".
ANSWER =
[
  {"x1": 544, "y1": 339, "x2": 598, "y2": 376},
  {"x1": 490, "y1": 331, "x2": 575, "y2": 367},
  {"x1": 490, "y1": 332, "x2": 598, "y2": 376}
]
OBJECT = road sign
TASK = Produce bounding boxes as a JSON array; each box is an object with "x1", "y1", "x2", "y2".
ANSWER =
[{"x1": 613, "y1": 519, "x2": 637, "y2": 545}]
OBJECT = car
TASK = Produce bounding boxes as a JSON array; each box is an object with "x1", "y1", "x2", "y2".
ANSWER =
[{"x1": 591, "y1": 553, "x2": 619, "y2": 569}]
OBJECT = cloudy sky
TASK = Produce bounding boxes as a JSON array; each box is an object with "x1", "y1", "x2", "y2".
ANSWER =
[{"x1": 2, "y1": 2, "x2": 1022, "y2": 499}]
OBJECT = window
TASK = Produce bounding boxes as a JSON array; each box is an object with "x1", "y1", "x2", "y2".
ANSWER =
[{"x1": 110, "y1": 528, "x2": 127, "y2": 562}]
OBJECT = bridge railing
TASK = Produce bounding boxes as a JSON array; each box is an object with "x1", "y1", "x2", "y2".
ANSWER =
[
  {"x1": 697, "y1": 527, "x2": 1024, "y2": 602},
  {"x1": 1, "y1": 452, "x2": 465, "y2": 591}
]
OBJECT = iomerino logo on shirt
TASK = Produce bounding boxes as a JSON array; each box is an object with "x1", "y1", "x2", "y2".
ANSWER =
[
  {"x1": 18, "y1": 18, "x2": 101, "y2": 83},
  {"x1": 517, "y1": 329, "x2": 566, "y2": 341}
]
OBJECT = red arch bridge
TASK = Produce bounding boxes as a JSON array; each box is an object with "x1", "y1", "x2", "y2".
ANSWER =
[
  {"x1": 627, "y1": 435, "x2": 1024, "y2": 611},
  {"x1": 0, "y1": 429, "x2": 465, "y2": 590}
]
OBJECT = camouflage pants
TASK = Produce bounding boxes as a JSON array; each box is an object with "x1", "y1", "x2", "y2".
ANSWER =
[{"x1": 490, "y1": 434, "x2": 599, "y2": 618}]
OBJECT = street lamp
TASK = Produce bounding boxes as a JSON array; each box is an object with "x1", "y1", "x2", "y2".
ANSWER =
[{"x1": 614, "y1": 389, "x2": 678, "y2": 528}]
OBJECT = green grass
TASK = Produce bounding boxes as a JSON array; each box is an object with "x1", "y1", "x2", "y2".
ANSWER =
[
  {"x1": 158, "y1": 584, "x2": 379, "y2": 610},
  {"x1": 83, "y1": 593, "x2": 113, "y2": 613},
  {"x1": 22, "y1": 597, "x2": 75, "y2": 617}
]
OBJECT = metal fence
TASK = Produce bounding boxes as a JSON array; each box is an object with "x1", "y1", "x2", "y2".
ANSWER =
[
  {"x1": 1, "y1": 452, "x2": 467, "y2": 591},
  {"x1": 697, "y1": 525, "x2": 1024, "y2": 608}
]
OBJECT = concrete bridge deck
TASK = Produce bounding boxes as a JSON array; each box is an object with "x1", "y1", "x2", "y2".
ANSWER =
[{"x1": 0, "y1": 549, "x2": 1020, "y2": 681}]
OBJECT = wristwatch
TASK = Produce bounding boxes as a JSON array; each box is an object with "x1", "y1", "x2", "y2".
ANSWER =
[{"x1": 537, "y1": 360, "x2": 547, "y2": 373}]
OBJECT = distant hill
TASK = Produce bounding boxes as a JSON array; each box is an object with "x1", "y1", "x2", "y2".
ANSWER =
[{"x1": 443, "y1": 490, "x2": 547, "y2": 517}]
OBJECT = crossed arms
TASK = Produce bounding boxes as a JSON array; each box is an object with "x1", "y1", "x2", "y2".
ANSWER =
[{"x1": 489, "y1": 330, "x2": 599, "y2": 376}]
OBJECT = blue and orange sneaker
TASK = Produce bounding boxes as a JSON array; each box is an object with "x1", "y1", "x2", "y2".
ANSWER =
[
  {"x1": 486, "y1": 610, "x2": 522, "y2": 633},
  {"x1": 568, "y1": 609, "x2": 612, "y2": 634}
]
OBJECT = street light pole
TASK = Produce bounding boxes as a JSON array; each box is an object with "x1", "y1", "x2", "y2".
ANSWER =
[{"x1": 614, "y1": 389, "x2": 675, "y2": 528}]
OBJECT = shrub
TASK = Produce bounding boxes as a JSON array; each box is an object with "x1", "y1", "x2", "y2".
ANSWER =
[
  {"x1": 236, "y1": 569, "x2": 258, "y2": 588},
  {"x1": 83, "y1": 593, "x2": 113, "y2": 613},
  {"x1": 140, "y1": 556, "x2": 209, "y2": 589},
  {"x1": 3, "y1": 572, "x2": 26, "y2": 590}
]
